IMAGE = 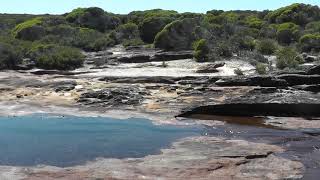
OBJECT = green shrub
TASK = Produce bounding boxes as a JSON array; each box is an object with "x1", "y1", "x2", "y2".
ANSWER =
[
  {"x1": 29, "y1": 44, "x2": 84, "y2": 70},
  {"x1": 266, "y1": 3, "x2": 320, "y2": 25},
  {"x1": 234, "y1": 68, "x2": 244, "y2": 76},
  {"x1": 256, "y1": 39, "x2": 278, "y2": 55},
  {"x1": 256, "y1": 63, "x2": 267, "y2": 74},
  {"x1": 305, "y1": 21, "x2": 320, "y2": 34},
  {"x1": 0, "y1": 42, "x2": 22, "y2": 69},
  {"x1": 276, "y1": 22, "x2": 300, "y2": 44},
  {"x1": 154, "y1": 18, "x2": 198, "y2": 50},
  {"x1": 215, "y1": 42, "x2": 233, "y2": 58},
  {"x1": 139, "y1": 16, "x2": 173, "y2": 43},
  {"x1": 66, "y1": 7, "x2": 120, "y2": 32},
  {"x1": 245, "y1": 15, "x2": 264, "y2": 29},
  {"x1": 299, "y1": 33, "x2": 320, "y2": 52},
  {"x1": 276, "y1": 47, "x2": 301, "y2": 69},
  {"x1": 193, "y1": 39, "x2": 210, "y2": 62},
  {"x1": 13, "y1": 17, "x2": 46, "y2": 41},
  {"x1": 122, "y1": 38, "x2": 144, "y2": 47}
]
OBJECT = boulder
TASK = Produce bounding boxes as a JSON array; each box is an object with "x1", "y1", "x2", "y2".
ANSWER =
[{"x1": 196, "y1": 63, "x2": 225, "y2": 73}]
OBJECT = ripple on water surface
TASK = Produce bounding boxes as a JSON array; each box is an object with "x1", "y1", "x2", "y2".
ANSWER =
[{"x1": 0, "y1": 114, "x2": 201, "y2": 167}]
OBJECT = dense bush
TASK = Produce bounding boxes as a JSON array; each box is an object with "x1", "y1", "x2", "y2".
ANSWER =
[
  {"x1": 154, "y1": 18, "x2": 199, "y2": 50},
  {"x1": 139, "y1": 17, "x2": 173, "y2": 43},
  {"x1": 66, "y1": 7, "x2": 120, "y2": 32},
  {"x1": 193, "y1": 39, "x2": 210, "y2": 62},
  {"x1": 0, "y1": 42, "x2": 22, "y2": 69},
  {"x1": 29, "y1": 44, "x2": 84, "y2": 70},
  {"x1": 266, "y1": 3, "x2": 320, "y2": 25},
  {"x1": 256, "y1": 39, "x2": 278, "y2": 55},
  {"x1": 13, "y1": 17, "x2": 46, "y2": 41},
  {"x1": 276, "y1": 47, "x2": 301, "y2": 69},
  {"x1": 276, "y1": 22, "x2": 300, "y2": 44},
  {"x1": 305, "y1": 21, "x2": 320, "y2": 34},
  {"x1": 299, "y1": 33, "x2": 320, "y2": 52}
]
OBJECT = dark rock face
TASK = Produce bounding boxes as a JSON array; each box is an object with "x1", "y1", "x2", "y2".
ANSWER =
[
  {"x1": 78, "y1": 87, "x2": 148, "y2": 107},
  {"x1": 117, "y1": 55, "x2": 151, "y2": 63},
  {"x1": 215, "y1": 76, "x2": 288, "y2": 87},
  {"x1": 307, "y1": 65, "x2": 320, "y2": 75},
  {"x1": 116, "y1": 50, "x2": 193, "y2": 63},
  {"x1": 196, "y1": 63, "x2": 225, "y2": 73},
  {"x1": 293, "y1": 84, "x2": 320, "y2": 93},
  {"x1": 151, "y1": 51, "x2": 193, "y2": 61},
  {"x1": 276, "y1": 74, "x2": 320, "y2": 85},
  {"x1": 178, "y1": 103, "x2": 320, "y2": 117}
]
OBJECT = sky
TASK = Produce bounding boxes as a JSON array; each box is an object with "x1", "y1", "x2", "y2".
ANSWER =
[{"x1": 0, "y1": 0, "x2": 319, "y2": 15}]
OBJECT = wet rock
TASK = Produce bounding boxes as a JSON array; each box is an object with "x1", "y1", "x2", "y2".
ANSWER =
[
  {"x1": 196, "y1": 63, "x2": 225, "y2": 73},
  {"x1": 78, "y1": 87, "x2": 148, "y2": 107},
  {"x1": 178, "y1": 103, "x2": 320, "y2": 117},
  {"x1": 215, "y1": 76, "x2": 288, "y2": 87},
  {"x1": 277, "y1": 74, "x2": 320, "y2": 85},
  {"x1": 29, "y1": 70, "x2": 90, "y2": 76}
]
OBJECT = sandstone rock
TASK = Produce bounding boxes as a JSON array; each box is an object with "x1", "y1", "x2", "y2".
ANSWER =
[{"x1": 196, "y1": 63, "x2": 225, "y2": 73}]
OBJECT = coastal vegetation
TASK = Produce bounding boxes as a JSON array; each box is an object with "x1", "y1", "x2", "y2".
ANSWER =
[{"x1": 0, "y1": 3, "x2": 319, "y2": 70}]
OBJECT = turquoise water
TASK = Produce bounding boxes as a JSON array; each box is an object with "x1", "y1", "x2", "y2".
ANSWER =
[{"x1": 0, "y1": 114, "x2": 201, "y2": 167}]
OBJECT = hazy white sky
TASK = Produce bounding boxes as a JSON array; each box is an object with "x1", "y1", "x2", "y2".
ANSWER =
[{"x1": 1, "y1": 0, "x2": 319, "y2": 14}]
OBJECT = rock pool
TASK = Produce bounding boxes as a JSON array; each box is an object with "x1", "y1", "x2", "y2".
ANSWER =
[{"x1": 0, "y1": 114, "x2": 201, "y2": 167}]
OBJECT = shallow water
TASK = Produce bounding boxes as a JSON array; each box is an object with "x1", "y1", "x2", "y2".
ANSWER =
[{"x1": 0, "y1": 114, "x2": 201, "y2": 167}]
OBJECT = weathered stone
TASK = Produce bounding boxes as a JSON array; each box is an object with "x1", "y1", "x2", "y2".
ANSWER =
[
  {"x1": 277, "y1": 74, "x2": 320, "y2": 85},
  {"x1": 307, "y1": 65, "x2": 320, "y2": 75},
  {"x1": 293, "y1": 84, "x2": 320, "y2": 93},
  {"x1": 78, "y1": 87, "x2": 148, "y2": 107},
  {"x1": 151, "y1": 51, "x2": 193, "y2": 61},
  {"x1": 196, "y1": 63, "x2": 225, "y2": 73},
  {"x1": 215, "y1": 76, "x2": 288, "y2": 87}
]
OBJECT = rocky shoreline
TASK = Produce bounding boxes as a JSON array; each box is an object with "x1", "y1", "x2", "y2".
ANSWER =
[{"x1": 0, "y1": 46, "x2": 320, "y2": 179}]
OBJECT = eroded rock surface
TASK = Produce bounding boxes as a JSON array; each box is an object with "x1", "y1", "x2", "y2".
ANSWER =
[{"x1": 7, "y1": 137, "x2": 303, "y2": 180}]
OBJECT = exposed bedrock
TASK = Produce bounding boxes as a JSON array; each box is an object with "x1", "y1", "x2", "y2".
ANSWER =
[
  {"x1": 178, "y1": 103, "x2": 320, "y2": 118},
  {"x1": 117, "y1": 50, "x2": 194, "y2": 63},
  {"x1": 215, "y1": 74, "x2": 320, "y2": 87}
]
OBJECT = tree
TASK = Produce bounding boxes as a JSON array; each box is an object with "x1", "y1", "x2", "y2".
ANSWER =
[
  {"x1": 139, "y1": 16, "x2": 173, "y2": 43},
  {"x1": 276, "y1": 22, "x2": 300, "y2": 44},
  {"x1": 66, "y1": 7, "x2": 120, "y2": 32},
  {"x1": 154, "y1": 18, "x2": 199, "y2": 50},
  {"x1": 193, "y1": 39, "x2": 210, "y2": 62},
  {"x1": 266, "y1": 3, "x2": 320, "y2": 26}
]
